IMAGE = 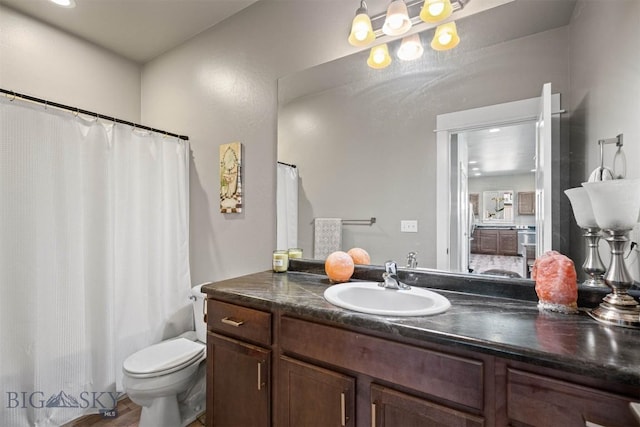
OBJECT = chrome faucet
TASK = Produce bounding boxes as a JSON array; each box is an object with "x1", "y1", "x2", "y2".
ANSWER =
[
  {"x1": 406, "y1": 251, "x2": 418, "y2": 269},
  {"x1": 379, "y1": 261, "x2": 411, "y2": 290}
]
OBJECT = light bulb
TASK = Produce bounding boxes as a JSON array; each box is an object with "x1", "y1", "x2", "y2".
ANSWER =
[
  {"x1": 49, "y1": 0, "x2": 76, "y2": 7},
  {"x1": 428, "y1": 1, "x2": 445, "y2": 16},
  {"x1": 367, "y1": 44, "x2": 392, "y2": 69},
  {"x1": 382, "y1": 0, "x2": 412, "y2": 36},
  {"x1": 348, "y1": 9, "x2": 375, "y2": 47},
  {"x1": 398, "y1": 34, "x2": 424, "y2": 61},
  {"x1": 438, "y1": 32, "x2": 453, "y2": 45}
]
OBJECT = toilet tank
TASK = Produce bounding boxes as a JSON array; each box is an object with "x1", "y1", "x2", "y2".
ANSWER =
[{"x1": 191, "y1": 284, "x2": 208, "y2": 343}]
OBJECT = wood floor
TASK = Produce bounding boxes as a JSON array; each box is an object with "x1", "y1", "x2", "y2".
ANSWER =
[{"x1": 62, "y1": 397, "x2": 205, "y2": 427}]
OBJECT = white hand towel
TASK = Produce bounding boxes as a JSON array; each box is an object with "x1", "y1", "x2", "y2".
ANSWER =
[{"x1": 313, "y1": 218, "x2": 342, "y2": 260}]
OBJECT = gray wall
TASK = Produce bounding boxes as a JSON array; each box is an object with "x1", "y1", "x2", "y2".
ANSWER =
[
  {"x1": 0, "y1": 5, "x2": 141, "y2": 122},
  {"x1": 567, "y1": 0, "x2": 640, "y2": 281},
  {"x1": 140, "y1": 1, "x2": 367, "y2": 283},
  {"x1": 279, "y1": 27, "x2": 569, "y2": 266}
]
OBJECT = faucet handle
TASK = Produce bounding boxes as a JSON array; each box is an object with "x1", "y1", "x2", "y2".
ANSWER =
[{"x1": 384, "y1": 261, "x2": 397, "y2": 275}]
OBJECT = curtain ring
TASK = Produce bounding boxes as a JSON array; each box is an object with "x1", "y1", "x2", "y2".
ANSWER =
[{"x1": 9, "y1": 91, "x2": 16, "y2": 101}]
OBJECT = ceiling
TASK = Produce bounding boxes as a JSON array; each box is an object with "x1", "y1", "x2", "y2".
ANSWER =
[
  {"x1": 0, "y1": 0, "x2": 259, "y2": 63},
  {"x1": 465, "y1": 123, "x2": 537, "y2": 177}
]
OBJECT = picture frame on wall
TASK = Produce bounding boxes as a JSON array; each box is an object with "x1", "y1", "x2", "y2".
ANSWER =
[{"x1": 219, "y1": 141, "x2": 242, "y2": 213}]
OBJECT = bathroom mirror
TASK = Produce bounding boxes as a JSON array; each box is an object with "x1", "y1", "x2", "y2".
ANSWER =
[{"x1": 277, "y1": 0, "x2": 636, "y2": 280}]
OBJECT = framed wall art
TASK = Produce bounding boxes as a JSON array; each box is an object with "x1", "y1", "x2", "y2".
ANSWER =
[{"x1": 219, "y1": 142, "x2": 242, "y2": 213}]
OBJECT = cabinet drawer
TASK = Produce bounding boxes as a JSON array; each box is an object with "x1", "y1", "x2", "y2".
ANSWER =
[
  {"x1": 207, "y1": 299, "x2": 271, "y2": 347},
  {"x1": 507, "y1": 368, "x2": 638, "y2": 427},
  {"x1": 281, "y1": 316, "x2": 484, "y2": 411}
]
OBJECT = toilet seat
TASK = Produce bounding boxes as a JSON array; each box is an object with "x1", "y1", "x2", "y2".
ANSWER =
[{"x1": 124, "y1": 338, "x2": 205, "y2": 379}]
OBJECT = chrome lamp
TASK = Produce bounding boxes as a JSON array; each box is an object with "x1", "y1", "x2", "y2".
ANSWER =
[
  {"x1": 565, "y1": 187, "x2": 606, "y2": 287},
  {"x1": 583, "y1": 179, "x2": 640, "y2": 328}
]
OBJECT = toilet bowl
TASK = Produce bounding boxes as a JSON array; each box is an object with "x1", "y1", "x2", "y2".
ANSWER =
[{"x1": 122, "y1": 283, "x2": 208, "y2": 427}]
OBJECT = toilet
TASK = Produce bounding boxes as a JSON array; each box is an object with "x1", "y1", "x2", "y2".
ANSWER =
[{"x1": 122, "y1": 284, "x2": 207, "y2": 427}]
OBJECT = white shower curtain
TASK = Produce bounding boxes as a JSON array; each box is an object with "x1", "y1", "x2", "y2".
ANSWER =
[
  {"x1": 0, "y1": 97, "x2": 191, "y2": 426},
  {"x1": 276, "y1": 163, "x2": 298, "y2": 250}
]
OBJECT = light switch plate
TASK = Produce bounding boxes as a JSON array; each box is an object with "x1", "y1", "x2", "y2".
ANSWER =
[{"x1": 401, "y1": 220, "x2": 418, "y2": 233}]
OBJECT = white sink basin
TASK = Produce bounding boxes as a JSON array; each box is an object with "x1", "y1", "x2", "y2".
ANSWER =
[{"x1": 323, "y1": 282, "x2": 451, "y2": 317}]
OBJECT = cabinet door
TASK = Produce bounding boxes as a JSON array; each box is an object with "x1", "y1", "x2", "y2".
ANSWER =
[
  {"x1": 499, "y1": 230, "x2": 518, "y2": 256},
  {"x1": 517, "y1": 192, "x2": 535, "y2": 215},
  {"x1": 278, "y1": 356, "x2": 355, "y2": 427},
  {"x1": 507, "y1": 368, "x2": 638, "y2": 427},
  {"x1": 478, "y1": 230, "x2": 498, "y2": 255},
  {"x1": 207, "y1": 332, "x2": 270, "y2": 427},
  {"x1": 371, "y1": 384, "x2": 484, "y2": 427}
]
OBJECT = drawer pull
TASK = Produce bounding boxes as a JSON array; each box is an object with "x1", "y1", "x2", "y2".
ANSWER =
[
  {"x1": 257, "y1": 361, "x2": 265, "y2": 391},
  {"x1": 221, "y1": 317, "x2": 244, "y2": 327},
  {"x1": 371, "y1": 402, "x2": 376, "y2": 427},
  {"x1": 340, "y1": 392, "x2": 346, "y2": 426}
]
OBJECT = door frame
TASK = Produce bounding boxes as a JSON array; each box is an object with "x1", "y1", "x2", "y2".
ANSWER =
[{"x1": 435, "y1": 92, "x2": 561, "y2": 271}]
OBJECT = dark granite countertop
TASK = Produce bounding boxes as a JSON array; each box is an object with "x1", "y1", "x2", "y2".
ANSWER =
[{"x1": 201, "y1": 266, "x2": 640, "y2": 388}]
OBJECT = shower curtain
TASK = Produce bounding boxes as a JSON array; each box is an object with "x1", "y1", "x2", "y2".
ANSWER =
[
  {"x1": 276, "y1": 163, "x2": 298, "y2": 250},
  {"x1": 0, "y1": 97, "x2": 191, "y2": 426}
]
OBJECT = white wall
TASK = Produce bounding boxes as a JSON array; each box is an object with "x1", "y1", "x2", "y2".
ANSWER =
[
  {"x1": 567, "y1": 0, "x2": 640, "y2": 281},
  {"x1": 0, "y1": 5, "x2": 141, "y2": 121}
]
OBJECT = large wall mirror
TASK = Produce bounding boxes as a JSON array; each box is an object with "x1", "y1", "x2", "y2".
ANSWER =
[{"x1": 277, "y1": 0, "x2": 638, "y2": 283}]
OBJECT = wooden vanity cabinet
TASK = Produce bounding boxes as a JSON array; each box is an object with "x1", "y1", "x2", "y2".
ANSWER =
[
  {"x1": 206, "y1": 299, "x2": 272, "y2": 427},
  {"x1": 279, "y1": 316, "x2": 486, "y2": 426},
  {"x1": 206, "y1": 297, "x2": 640, "y2": 427},
  {"x1": 472, "y1": 229, "x2": 517, "y2": 256}
]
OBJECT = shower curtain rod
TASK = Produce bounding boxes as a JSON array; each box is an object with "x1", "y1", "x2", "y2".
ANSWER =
[
  {"x1": 1, "y1": 88, "x2": 189, "y2": 141},
  {"x1": 277, "y1": 161, "x2": 297, "y2": 168}
]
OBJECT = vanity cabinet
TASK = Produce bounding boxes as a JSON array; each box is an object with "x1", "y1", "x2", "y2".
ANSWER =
[
  {"x1": 472, "y1": 229, "x2": 518, "y2": 256},
  {"x1": 205, "y1": 295, "x2": 639, "y2": 427},
  {"x1": 206, "y1": 299, "x2": 272, "y2": 427},
  {"x1": 279, "y1": 316, "x2": 486, "y2": 426}
]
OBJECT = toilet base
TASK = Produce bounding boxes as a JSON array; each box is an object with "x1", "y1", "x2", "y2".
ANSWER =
[{"x1": 139, "y1": 396, "x2": 180, "y2": 427}]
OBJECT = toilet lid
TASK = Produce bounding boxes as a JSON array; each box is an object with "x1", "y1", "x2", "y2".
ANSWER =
[{"x1": 123, "y1": 338, "x2": 205, "y2": 375}]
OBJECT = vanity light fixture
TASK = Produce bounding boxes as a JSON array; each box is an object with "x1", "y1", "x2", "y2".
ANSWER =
[
  {"x1": 49, "y1": 0, "x2": 76, "y2": 7},
  {"x1": 382, "y1": 0, "x2": 412, "y2": 36},
  {"x1": 367, "y1": 43, "x2": 392, "y2": 69},
  {"x1": 431, "y1": 21, "x2": 460, "y2": 51},
  {"x1": 420, "y1": 0, "x2": 453, "y2": 23},
  {"x1": 397, "y1": 34, "x2": 424, "y2": 61},
  {"x1": 348, "y1": 0, "x2": 376, "y2": 47}
]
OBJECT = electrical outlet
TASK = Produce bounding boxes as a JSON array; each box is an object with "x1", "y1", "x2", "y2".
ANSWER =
[{"x1": 401, "y1": 220, "x2": 418, "y2": 233}]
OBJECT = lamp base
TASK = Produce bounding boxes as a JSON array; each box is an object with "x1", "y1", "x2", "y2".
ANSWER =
[
  {"x1": 581, "y1": 276, "x2": 606, "y2": 288},
  {"x1": 589, "y1": 294, "x2": 640, "y2": 328}
]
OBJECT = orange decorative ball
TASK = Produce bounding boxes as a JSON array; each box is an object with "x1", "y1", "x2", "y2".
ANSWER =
[
  {"x1": 325, "y1": 251, "x2": 355, "y2": 283},
  {"x1": 347, "y1": 247, "x2": 371, "y2": 265}
]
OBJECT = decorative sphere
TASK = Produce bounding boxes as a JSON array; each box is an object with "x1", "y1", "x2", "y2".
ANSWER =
[
  {"x1": 347, "y1": 247, "x2": 371, "y2": 265},
  {"x1": 325, "y1": 251, "x2": 355, "y2": 283}
]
